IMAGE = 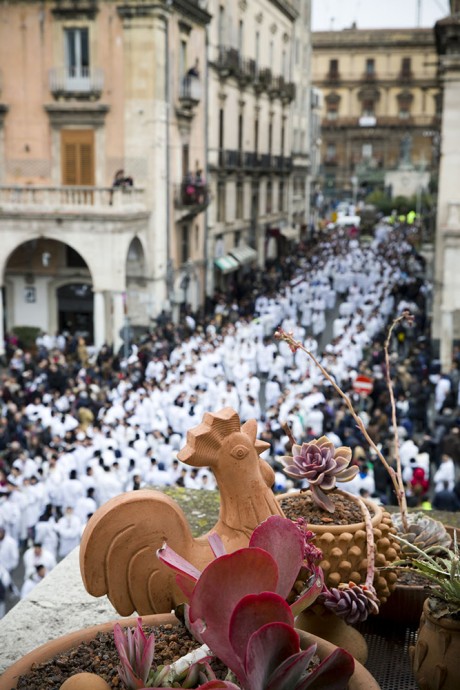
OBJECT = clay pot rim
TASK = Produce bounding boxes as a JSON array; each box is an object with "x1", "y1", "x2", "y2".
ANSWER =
[
  {"x1": 422, "y1": 596, "x2": 460, "y2": 630},
  {"x1": 0, "y1": 614, "x2": 380, "y2": 690},
  {"x1": 277, "y1": 489, "x2": 383, "y2": 533},
  {"x1": 0, "y1": 613, "x2": 177, "y2": 690}
]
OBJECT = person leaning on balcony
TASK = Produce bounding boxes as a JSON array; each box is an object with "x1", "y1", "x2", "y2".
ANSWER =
[
  {"x1": 110, "y1": 169, "x2": 134, "y2": 204},
  {"x1": 187, "y1": 59, "x2": 199, "y2": 78},
  {"x1": 194, "y1": 169, "x2": 205, "y2": 204}
]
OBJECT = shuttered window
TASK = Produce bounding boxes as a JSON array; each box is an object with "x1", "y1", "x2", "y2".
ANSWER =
[{"x1": 61, "y1": 130, "x2": 95, "y2": 186}]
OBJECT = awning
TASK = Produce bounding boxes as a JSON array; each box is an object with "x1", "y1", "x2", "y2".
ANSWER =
[
  {"x1": 229, "y1": 244, "x2": 258, "y2": 265},
  {"x1": 280, "y1": 226, "x2": 300, "y2": 241},
  {"x1": 214, "y1": 255, "x2": 239, "y2": 273}
]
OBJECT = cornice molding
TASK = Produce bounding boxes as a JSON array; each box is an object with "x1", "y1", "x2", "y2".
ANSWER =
[
  {"x1": 268, "y1": 0, "x2": 298, "y2": 22},
  {"x1": 44, "y1": 103, "x2": 109, "y2": 128}
]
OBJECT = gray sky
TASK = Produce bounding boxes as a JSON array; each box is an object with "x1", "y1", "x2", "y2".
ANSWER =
[{"x1": 312, "y1": 0, "x2": 451, "y2": 31}]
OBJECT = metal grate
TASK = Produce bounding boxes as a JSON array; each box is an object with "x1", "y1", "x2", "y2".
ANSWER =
[{"x1": 357, "y1": 619, "x2": 419, "y2": 690}]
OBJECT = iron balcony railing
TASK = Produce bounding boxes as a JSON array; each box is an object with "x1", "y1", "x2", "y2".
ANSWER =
[{"x1": 49, "y1": 67, "x2": 104, "y2": 95}]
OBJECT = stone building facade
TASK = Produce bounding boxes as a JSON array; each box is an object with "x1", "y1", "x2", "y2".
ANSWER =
[
  {"x1": 311, "y1": 26, "x2": 441, "y2": 199},
  {"x1": 206, "y1": 0, "x2": 311, "y2": 294},
  {"x1": 0, "y1": 0, "x2": 312, "y2": 350},
  {"x1": 0, "y1": 0, "x2": 211, "y2": 352}
]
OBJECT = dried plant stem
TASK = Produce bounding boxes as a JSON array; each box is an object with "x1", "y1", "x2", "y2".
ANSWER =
[
  {"x1": 352, "y1": 494, "x2": 376, "y2": 589},
  {"x1": 276, "y1": 330, "x2": 406, "y2": 525},
  {"x1": 383, "y1": 316, "x2": 409, "y2": 532}
]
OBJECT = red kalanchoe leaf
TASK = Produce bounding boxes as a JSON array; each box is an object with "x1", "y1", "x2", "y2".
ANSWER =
[
  {"x1": 189, "y1": 548, "x2": 280, "y2": 680},
  {"x1": 244, "y1": 622, "x2": 302, "y2": 690},
  {"x1": 296, "y1": 647, "x2": 354, "y2": 690},
  {"x1": 229, "y1": 592, "x2": 294, "y2": 664},
  {"x1": 249, "y1": 516, "x2": 305, "y2": 598},
  {"x1": 265, "y1": 644, "x2": 318, "y2": 690}
]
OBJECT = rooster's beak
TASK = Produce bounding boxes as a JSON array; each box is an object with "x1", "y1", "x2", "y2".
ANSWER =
[{"x1": 255, "y1": 439, "x2": 271, "y2": 454}]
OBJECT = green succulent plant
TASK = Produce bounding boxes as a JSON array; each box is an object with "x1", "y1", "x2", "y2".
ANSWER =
[{"x1": 390, "y1": 533, "x2": 460, "y2": 619}]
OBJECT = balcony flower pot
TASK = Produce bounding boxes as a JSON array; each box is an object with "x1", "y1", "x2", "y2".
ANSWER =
[
  {"x1": 277, "y1": 488, "x2": 399, "y2": 663},
  {"x1": 411, "y1": 598, "x2": 460, "y2": 690},
  {"x1": 0, "y1": 614, "x2": 380, "y2": 690},
  {"x1": 277, "y1": 489, "x2": 399, "y2": 603}
]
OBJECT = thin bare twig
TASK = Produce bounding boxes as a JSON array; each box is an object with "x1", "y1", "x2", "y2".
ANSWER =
[{"x1": 275, "y1": 328, "x2": 407, "y2": 525}]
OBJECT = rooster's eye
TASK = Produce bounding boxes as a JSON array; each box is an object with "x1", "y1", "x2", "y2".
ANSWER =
[{"x1": 231, "y1": 445, "x2": 249, "y2": 460}]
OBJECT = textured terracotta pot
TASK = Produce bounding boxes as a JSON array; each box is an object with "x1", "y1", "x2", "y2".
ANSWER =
[
  {"x1": 277, "y1": 490, "x2": 399, "y2": 603},
  {"x1": 0, "y1": 614, "x2": 379, "y2": 690},
  {"x1": 296, "y1": 607, "x2": 369, "y2": 665},
  {"x1": 410, "y1": 598, "x2": 460, "y2": 690},
  {"x1": 378, "y1": 582, "x2": 429, "y2": 624}
]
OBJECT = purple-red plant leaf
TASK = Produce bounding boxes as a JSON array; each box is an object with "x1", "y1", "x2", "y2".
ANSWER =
[
  {"x1": 296, "y1": 647, "x2": 355, "y2": 690},
  {"x1": 310, "y1": 485, "x2": 335, "y2": 513},
  {"x1": 265, "y1": 645, "x2": 318, "y2": 690},
  {"x1": 244, "y1": 622, "x2": 301, "y2": 690},
  {"x1": 157, "y1": 543, "x2": 201, "y2": 582},
  {"x1": 113, "y1": 619, "x2": 154, "y2": 690},
  {"x1": 175, "y1": 572, "x2": 197, "y2": 602},
  {"x1": 290, "y1": 570, "x2": 324, "y2": 617},
  {"x1": 208, "y1": 532, "x2": 227, "y2": 558},
  {"x1": 229, "y1": 592, "x2": 294, "y2": 664},
  {"x1": 189, "y1": 548, "x2": 279, "y2": 681},
  {"x1": 249, "y1": 516, "x2": 305, "y2": 598}
]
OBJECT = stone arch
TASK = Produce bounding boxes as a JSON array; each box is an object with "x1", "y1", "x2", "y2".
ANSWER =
[{"x1": 3, "y1": 238, "x2": 94, "y2": 341}]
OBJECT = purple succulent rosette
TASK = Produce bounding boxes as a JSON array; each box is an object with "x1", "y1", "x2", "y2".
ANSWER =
[
  {"x1": 281, "y1": 436, "x2": 359, "y2": 513},
  {"x1": 321, "y1": 582, "x2": 380, "y2": 625}
]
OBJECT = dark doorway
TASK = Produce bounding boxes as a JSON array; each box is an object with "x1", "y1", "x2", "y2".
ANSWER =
[{"x1": 57, "y1": 283, "x2": 93, "y2": 342}]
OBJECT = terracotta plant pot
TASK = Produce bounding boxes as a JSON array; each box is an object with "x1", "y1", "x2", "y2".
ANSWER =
[
  {"x1": 0, "y1": 614, "x2": 380, "y2": 690},
  {"x1": 277, "y1": 489, "x2": 399, "y2": 603},
  {"x1": 0, "y1": 613, "x2": 176, "y2": 690},
  {"x1": 378, "y1": 582, "x2": 429, "y2": 625},
  {"x1": 410, "y1": 598, "x2": 460, "y2": 690},
  {"x1": 296, "y1": 607, "x2": 369, "y2": 665}
]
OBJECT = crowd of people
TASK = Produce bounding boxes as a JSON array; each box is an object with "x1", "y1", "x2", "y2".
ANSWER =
[{"x1": 1, "y1": 223, "x2": 459, "y2": 617}]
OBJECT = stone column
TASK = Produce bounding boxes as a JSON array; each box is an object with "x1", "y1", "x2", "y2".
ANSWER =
[
  {"x1": 93, "y1": 291, "x2": 106, "y2": 351},
  {"x1": 0, "y1": 288, "x2": 4, "y2": 357},
  {"x1": 433, "y1": 15, "x2": 460, "y2": 343},
  {"x1": 440, "y1": 308, "x2": 454, "y2": 372},
  {"x1": 112, "y1": 291, "x2": 124, "y2": 354}
]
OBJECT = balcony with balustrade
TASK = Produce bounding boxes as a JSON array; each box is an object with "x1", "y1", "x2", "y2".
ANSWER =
[
  {"x1": 0, "y1": 185, "x2": 147, "y2": 218},
  {"x1": 176, "y1": 74, "x2": 202, "y2": 120},
  {"x1": 49, "y1": 67, "x2": 104, "y2": 100}
]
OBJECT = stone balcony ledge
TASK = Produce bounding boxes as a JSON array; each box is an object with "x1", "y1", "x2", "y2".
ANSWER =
[
  {"x1": 0, "y1": 185, "x2": 147, "y2": 216},
  {"x1": 0, "y1": 547, "x2": 121, "y2": 676}
]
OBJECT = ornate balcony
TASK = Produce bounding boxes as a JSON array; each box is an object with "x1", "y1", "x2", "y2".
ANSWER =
[
  {"x1": 176, "y1": 75, "x2": 201, "y2": 119},
  {"x1": 174, "y1": 180, "x2": 210, "y2": 220},
  {"x1": 0, "y1": 185, "x2": 146, "y2": 215},
  {"x1": 49, "y1": 67, "x2": 104, "y2": 100}
]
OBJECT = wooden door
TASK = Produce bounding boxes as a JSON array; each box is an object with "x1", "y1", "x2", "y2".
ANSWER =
[{"x1": 61, "y1": 130, "x2": 95, "y2": 186}]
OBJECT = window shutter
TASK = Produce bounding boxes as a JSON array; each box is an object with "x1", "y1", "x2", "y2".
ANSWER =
[{"x1": 61, "y1": 130, "x2": 95, "y2": 186}]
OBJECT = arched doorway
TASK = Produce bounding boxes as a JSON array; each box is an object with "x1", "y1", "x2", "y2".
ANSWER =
[
  {"x1": 57, "y1": 283, "x2": 94, "y2": 341},
  {"x1": 4, "y1": 238, "x2": 93, "y2": 342}
]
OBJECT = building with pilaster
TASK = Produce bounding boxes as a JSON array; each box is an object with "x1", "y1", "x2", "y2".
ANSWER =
[
  {"x1": 433, "y1": 3, "x2": 460, "y2": 369},
  {"x1": 311, "y1": 26, "x2": 441, "y2": 200},
  {"x1": 206, "y1": 0, "x2": 309, "y2": 294},
  {"x1": 0, "y1": 0, "x2": 210, "y2": 352}
]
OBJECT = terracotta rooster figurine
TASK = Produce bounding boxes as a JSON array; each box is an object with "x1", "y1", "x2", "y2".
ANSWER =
[{"x1": 79, "y1": 407, "x2": 285, "y2": 616}]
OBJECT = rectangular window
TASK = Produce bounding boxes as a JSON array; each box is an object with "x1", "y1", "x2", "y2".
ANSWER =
[
  {"x1": 266, "y1": 180, "x2": 272, "y2": 214},
  {"x1": 329, "y1": 58, "x2": 338, "y2": 78},
  {"x1": 279, "y1": 181, "x2": 284, "y2": 212},
  {"x1": 181, "y1": 225, "x2": 189, "y2": 264},
  {"x1": 182, "y1": 143, "x2": 189, "y2": 179},
  {"x1": 362, "y1": 143, "x2": 373, "y2": 160},
  {"x1": 217, "y1": 182, "x2": 226, "y2": 222},
  {"x1": 61, "y1": 129, "x2": 95, "y2": 186},
  {"x1": 366, "y1": 58, "x2": 375, "y2": 76},
  {"x1": 64, "y1": 27, "x2": 90, "y2": 90},
  {"x1": 326, "y1": 143, "x2": 336, "y2": 162},
  {"x1": 236, "y1": 181, "x2": 244, "y2": 219},
  {"x1": 401, "y1": 57, "x2": 412, "y2": 77},
  {"x1": 238, "y1": 20, "x2": 244, "y2": 54},
  {"x1": 179, "y1": 40, "x2": 187, "y2": 79},
  {"x1": 255, "y1": 32, "x2": 260, "y2": 68},
  {"x1": 362, "y1": 100, "x2": 375, "y2": 117},
  {"x1": 254, "y1": 117, "x2": 259, "y2": 154},
  {"x1": 218, "y1": 6, "x2": 225, "y2": 46}
]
